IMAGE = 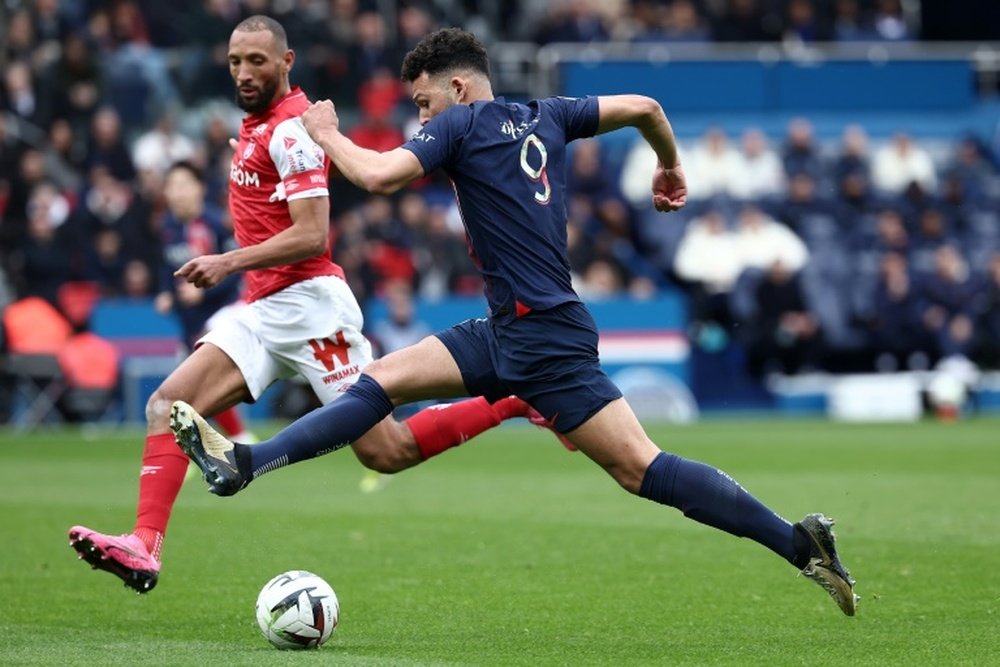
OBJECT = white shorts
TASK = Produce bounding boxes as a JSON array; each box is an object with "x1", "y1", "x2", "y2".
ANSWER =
[{"x1": 198, "y1": 276, "x2": 374, "y2": 404}]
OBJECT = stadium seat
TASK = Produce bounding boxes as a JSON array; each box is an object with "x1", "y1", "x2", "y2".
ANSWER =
[
  {"x1": 57, "y1": 281, "x2": 101, "y2": 329},
  {"x1": 2, "y1": 297, "x2": 74, "y2": 430},
  {"x1": 57, "y1": 332, "x2": 121, "y2": 423}
]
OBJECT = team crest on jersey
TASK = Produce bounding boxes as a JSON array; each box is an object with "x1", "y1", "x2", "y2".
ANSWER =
[
  {"x1": 243, "y1": 141, "x2": 256, "y2": 159},
  {"x1": 252, "y1": 123, "x2": 269, "y2": 136}
]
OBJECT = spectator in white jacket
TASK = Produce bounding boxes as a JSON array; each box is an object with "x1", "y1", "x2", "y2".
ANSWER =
[{"x1": 871, "y1": 133, "x2": 938, "y2": 195}]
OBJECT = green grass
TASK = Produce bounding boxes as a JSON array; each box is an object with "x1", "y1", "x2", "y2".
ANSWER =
[{"x1": 1, "y1": 418, "x2": 998, "y2": 666}]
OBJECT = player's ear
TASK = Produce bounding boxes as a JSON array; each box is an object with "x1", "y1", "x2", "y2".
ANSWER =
[
  {"x1": 451, "y1": 76, "x2": 467, "y2": 103},
  {"x1": 283, "y1": 49, "x2": 295, "y2": 75}
]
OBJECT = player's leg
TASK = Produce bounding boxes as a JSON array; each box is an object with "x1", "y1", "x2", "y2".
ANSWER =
[
  {"x1": 200, "y1": 300, "x2": 257, "y2": 443},
  {"x1": 350, "y1": 394, "x2": 530, "y2": 474},
  {"x1": 564, "y1": 397, "x2": 857, "y2": 615},
  {"x1": 69, "y1": 344, "x2": 251, "y2": 592},
  {"x1": 172, "y1": 333, "x2": 475, "y2": 494}
]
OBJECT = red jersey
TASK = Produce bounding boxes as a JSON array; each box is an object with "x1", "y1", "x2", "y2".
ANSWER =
[{"x1": 229, "y1": 87, "x2": 345, "y2": 302}]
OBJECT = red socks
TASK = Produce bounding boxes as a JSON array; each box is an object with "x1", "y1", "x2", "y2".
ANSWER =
[
  {"x1": 407, "y1": 396, "x2": 530, "y2": 460},
  {"x1": 134, "y1": 433, "x2": 189, "y2": 560},
  {"x1": 213, "y1": 406, "x2": 245, "y2": 438}
]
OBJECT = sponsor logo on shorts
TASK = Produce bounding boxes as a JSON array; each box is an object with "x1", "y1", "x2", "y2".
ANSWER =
[
  {"x1": 322, "y1": 364, "x2": 359, "y2": 385},
  {"x1": 309, "y1": 332, "x2": 352, "y2": 371}
]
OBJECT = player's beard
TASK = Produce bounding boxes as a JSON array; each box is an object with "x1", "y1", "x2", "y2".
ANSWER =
[{"x1": 235, "y1": 78, "x2": 280, "y2": 115}]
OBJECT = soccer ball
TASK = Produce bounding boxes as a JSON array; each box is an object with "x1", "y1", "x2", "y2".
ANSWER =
[{"x1": 255, "y1": 570, "x2": 340, "y2": 650}]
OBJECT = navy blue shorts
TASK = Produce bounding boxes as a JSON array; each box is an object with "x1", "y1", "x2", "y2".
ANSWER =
[{"x1": 436, "y1": 301, "x2": 622, "y2": 433}]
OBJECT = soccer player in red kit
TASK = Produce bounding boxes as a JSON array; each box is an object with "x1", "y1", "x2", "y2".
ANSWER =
[{"x1": 68, "y1": 15, "x2": 532, "y2": 593}]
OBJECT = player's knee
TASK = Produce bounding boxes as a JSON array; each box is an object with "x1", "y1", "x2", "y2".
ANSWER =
[
  {"x1": 144, "y1": 389, "x2": 173, "y2": 425},
  {"x1": 602, "y1": 453, "x2": 651, "y2": 495},
  {"x1": 353, "y1": 446, "x2": 404, "y2": 474}
]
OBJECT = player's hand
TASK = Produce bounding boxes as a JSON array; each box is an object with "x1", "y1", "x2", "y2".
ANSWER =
[
  {"x1": 175, "y1": 253, "x2": 232, "y2": 289},
  {"x1": 302, "y1": 100, "x2": 340, "y2": 142},
  {"x1": 652, "y1": 162, "x2": 687, "y2": 212}
]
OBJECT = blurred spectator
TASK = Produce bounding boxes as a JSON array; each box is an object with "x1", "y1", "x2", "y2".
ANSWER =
[
  {"x1": 2, "y1": 61, "x2": 51, "y2": 129},
  {"x1": 361, "y1": 195, "x2": 416, "y2": 296},
  {"x1": 131, "y1": 108, "x2": 197, "y2": 175},
  {"x1": 673, "y1": 210, "x2": 742, "y2": 336},
  {"x1": 910, "y1": 207, "x2": 956, "y2": 276},
  {"x1": 783, "y1": 0, "x2": 832, "y2": 44},
  {"x1": 567, "y1": 139, "x2": 633, "y2": 243},
  {"x1": 7, "y1": 182, "x2": 74, "y2": 303},
  {"x1": 861, "y1": 253, "x2": 932, "y2": 371},
  {"x1": 731, "y1": 129, "x2": 785, "y2": 200},
  {"x1": 774, "y1": 173, "x2": 839, "y2": 262},
  {"x1": 833, "y1": 125, "x2": 870, "y2": 184},
  {"x1": 746, "y1": 260, "x2": 823, "y2": 376},
  {"x1": 534, "y1": 0, "x2": 612, "y2": 45},
  {"x1": 919, "y1": 245, "x2": 984, "y2": 360},
  {"x1": 154, "y1": 161, "x2": 241, "y2": 350},
  {"x1": 370, "y1": 280, "x2": 432, "y2": 356},
  {"x1": 343, "y1": 11, "x2": 396, "y2": 101},
  {"x1": 42, "y1": 118, "x2": 84, "y2": 194},
  {"x1": 630, "y1": 0, "x2": 710, "y2": 42},
  {"x1": 782, "y1": 118, "x2": 823, "y2": 181},
  {"x1": 872, "y1": 0, "x2": 912, "y2": 40},
  {"x1": 3, "y1": 9, "x2": 37, "y2": 64},
  {"x1": 973, "y1": 253, "x2": 1000, "y2": 366},
  {"x1": 945, "y1": 134, "x2": 999, "y2": 204},
  {"x1": 713, "y1": 0, "x2": 781, "y2": 42},
  {"x1": 832, "y1": 0, "x2": 877, "y2": 41},
  {"x1": 43, "y1": 33, "x2": 103, "y2": 134},
  {"x1": 84, "y1": 107, "x2": 136, "y2": 182},
  {"x1": 734, "y1": 204, "x2": 810, "y2": 274},
  {"x1": 348, "y1": 74, "x2": 406, "y2": 152},
  {"x1": 410, "y1": 202, "x2": 481, "y2": 299},
  {"x1": 86, "y1": 226, "x2": 127, "y2": 296},
  {"x1": 576, "y1": 257, "x2": 627, "y2": 299},
  {"x1": 394, "y1": 3, "x2": 437, "y2": 61},
  {"x1": 872, "y1": 133, "x2": 937, "y2": 195},
  {"x1": 100, "y1": 0, "x2": 181, "y2": 120},
  {"x1": 5, "y1": 149, "x2": 52, "y2": 243},
  {"x1": 122, "y1": 258, "x2": 154, "y2": 297},
  {"x1": 663, "y1": 0, "x2": 711, "y2": 41},
  {"x1": 198, "y1": 109, "x2": 239, "y2": 204},
  {"x1": 682, "y1": 128, "x2": 743, "y2": 200},
  {"x1": 176, "y1": 0, "x2": 236, "y2": 103}
]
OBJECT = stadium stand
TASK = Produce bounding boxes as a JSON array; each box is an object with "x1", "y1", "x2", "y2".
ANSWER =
[{"x1": 0, "y1": 0, "x2": 998, "y2": 421}]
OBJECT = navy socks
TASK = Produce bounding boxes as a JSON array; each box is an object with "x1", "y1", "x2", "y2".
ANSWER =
[
  {"x1": 639, "y1": 451, "x2": 798, "y2": 564},
  {"x1": 247, "y1": 374, "x2": 394, "y2": 479}
]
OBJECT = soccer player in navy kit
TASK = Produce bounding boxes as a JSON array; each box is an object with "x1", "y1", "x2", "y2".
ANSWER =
[{"x1": 173, "y1": 28, "x2": 858, "y2": 615}]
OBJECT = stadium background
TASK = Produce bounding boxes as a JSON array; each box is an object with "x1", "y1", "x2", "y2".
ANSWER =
[{"x1": 1, "y1": 0, "x2": 999, "y2": 426}]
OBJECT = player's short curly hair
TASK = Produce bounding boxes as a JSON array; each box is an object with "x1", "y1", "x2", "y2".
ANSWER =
[{"x1": 400, "y1": 28, "x2": 490, "y2": 82}]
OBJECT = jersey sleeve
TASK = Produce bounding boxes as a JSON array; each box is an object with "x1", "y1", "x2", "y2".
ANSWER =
[
  {"x1": 269, "y1": 117, "x2": 330, "y2": 201},
  {"x1": 549, "y1": 96, "x2": 600, "y2": 142},
  {"x1": 400, "y1": 105, "x2": 469, "y2": 175}
]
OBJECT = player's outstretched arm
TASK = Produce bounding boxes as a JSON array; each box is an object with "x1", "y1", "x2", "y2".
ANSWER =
[
  {"x1": 596, "y1": 95, "x2": 687, "y2": 212},
  {"x1": 302, "y1": 100, "x2": 424, "y2": 195}
]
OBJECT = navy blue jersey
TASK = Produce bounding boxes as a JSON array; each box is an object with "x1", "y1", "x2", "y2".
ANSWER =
[{"x1": 402, "y1": 96, "x2": 600, "y2": 322}]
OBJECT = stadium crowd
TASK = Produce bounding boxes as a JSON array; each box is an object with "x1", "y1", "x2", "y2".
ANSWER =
[{"x1": 1, "y1": 0, "x2": 998, "y2": 388}]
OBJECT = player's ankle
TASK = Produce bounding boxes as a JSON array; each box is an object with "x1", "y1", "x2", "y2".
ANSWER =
[{"x1": 133, "y1": 527, "x2": 164, "y2": 561}]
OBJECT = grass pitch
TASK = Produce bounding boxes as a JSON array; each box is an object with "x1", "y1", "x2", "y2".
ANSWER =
[{"x1": 1, "y1": 418, "x2": 998, "y2": 666}]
